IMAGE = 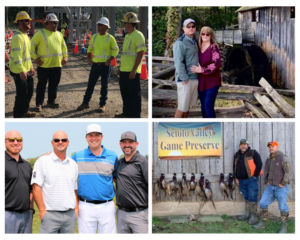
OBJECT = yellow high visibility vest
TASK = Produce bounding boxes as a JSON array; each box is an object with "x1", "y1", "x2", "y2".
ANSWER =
[
  {"x1": 9, "y1": 30, "x2": 33, "y2": 74},
  {"x1": 30, "y1": 29, "x2": 68, "y2": 68},
  {"x1": 120, "y1": 30, "x2": 146, "y2": 74},
  {"x1": 87, "y1": 33, "x2": 119, "y2": 63}
]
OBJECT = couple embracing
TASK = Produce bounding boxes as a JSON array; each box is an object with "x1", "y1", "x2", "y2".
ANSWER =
[{"x1": 174, "y1": 18, "x2": 221, "y2": 118}]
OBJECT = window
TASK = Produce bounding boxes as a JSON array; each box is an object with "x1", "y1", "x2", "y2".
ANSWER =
[{"x1": 291, "y1": 7, "x2": 295, "y2": 19}]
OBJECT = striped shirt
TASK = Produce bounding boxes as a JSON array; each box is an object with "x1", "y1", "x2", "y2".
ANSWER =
[
  {"x1": 31, "y1": 152, "x2": 78, "y2": 211},
  {"x1": 72, "y1": 146, "x2": 118, "y2": 201}
]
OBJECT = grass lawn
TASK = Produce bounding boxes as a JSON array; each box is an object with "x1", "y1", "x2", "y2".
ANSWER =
[{"x1": 152, "y1": 215, "x2": 295, "y2": 234}]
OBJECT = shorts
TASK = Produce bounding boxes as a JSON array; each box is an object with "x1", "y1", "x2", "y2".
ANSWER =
[{"x1": 176, "y1": 80, "x2": 198, "y2": 112}]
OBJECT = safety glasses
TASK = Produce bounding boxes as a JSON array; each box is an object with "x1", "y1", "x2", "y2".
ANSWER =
[
  {"x1": 53, "y1": 138, "x2": 68, "y2": 143},
  {"x1": 5, "y1": 137, "x2": 23, "y2": 142},
  {"x1": 201, "y1": 33, "x2": 210, "y2": 36},
  {"x1": 50, "y1": 22, "x2": 58, "y2": 25},
  {"x1": 22, "y1": 19, "x2": 30, "y2": 23}
]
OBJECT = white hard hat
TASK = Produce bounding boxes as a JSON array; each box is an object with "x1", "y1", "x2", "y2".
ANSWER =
[
  {"x1": 45, "y1": 13, "x2": 59, "y2": 22},
  {"x1": 97, "y1": 17, "x2": 110, "y2": 28}
]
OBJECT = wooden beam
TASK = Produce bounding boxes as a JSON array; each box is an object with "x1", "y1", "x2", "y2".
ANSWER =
[
  {"x1": 153, "y1": 89, "x2": 255, "y2": 101},
  {"x1": 152, "y1": 56, "x2": 174, "y2": 61},
  {"x1": 253, "y1": 91, "x2": 284, "y2": 118},
  {"x1": 151, "y1": 79, "x2": 295, "y2": 97},
  {"x1": 152, "y1": 66, "x2": 175, "y2": 79},
  {"x1": 259, "y1": 78, "x2": 295, "y2": 118},
  {"x1": 152, "y1": 105, "x2": 246, "y2": 116},
  {"x1": 152, "y1": 62, "x2": 173, "y2": 68},
  {"x1": 243, "y1": 101, "x2": 270, "y2": 118}
]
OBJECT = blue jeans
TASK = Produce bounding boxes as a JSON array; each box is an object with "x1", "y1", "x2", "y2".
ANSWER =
[
  {"x1": 5, "y1": 210, "x2": 33, "y2": 233},
  {"x1": 83, "y1": 63, "x2": 111, "y2": 106},
  {"x1": 259, "y1": 184, "x2": 289, "y2": 213},
  {"x1": 198, "y1": 85, "x2": 219, "y2": 118},
  {"x1": 239, "y1": 177, "x2": 259, "y2": 202}
]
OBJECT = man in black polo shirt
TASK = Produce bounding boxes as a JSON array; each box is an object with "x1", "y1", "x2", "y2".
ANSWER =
[
  {"x1": 5, "y1": 130, "x2": 34, "y2": 233},
  {"x1": 116, "y1": 131, "x2": 148, "y2": 234}
]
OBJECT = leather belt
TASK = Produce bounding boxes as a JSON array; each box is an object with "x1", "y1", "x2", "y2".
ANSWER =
[
  {"x1": 119, "y1": 207, "x2": 148, "y2": 213},
  {"x1": 80, "y1": 197, "x2": 113, "y2": 204},
  {"x1": 47, "y1": 209, "x2": 73, "y2": 213}
]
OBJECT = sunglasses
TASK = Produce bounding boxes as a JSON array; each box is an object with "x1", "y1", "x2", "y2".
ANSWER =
[
  {"x1": 53, "y1": 138, "x2": 68, "y2": 143},
  {"x1": 50, "y1": 22, "x2": 58, "y2": 25},
  {"x1": 97, "y1": 24, "x2": 104, "y2": 26},
  {"x1": 5, "y1": 137, "x2": 23, "y2": 142},
  {"x1": 201, "y1": 33, "x2": 210, "y2": 36},
  {"x1": 22, "y1": 19, "x2": 30, "y2": 23},
  {"x1": 186, "y1": 25, "x2": 196, "y2": 29}
]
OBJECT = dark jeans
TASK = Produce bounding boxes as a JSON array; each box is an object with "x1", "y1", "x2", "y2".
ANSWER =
[
  {"x1": 198, "y1": 85, "x2": 220, "y2": 118},
  {"x1": 239, "y1": 176, "x2": 259, "y2": 203},
  {"x1": 83, "y1": 63, "x2": 111, "y2": 106},
  {"x1": 36, "y1": 67, "x2": 62, "y2": 106},
  {"x1": 10, "y1": 71, "x2": 34, "y2": 118},
  {"x1": 119, "y1": 71, "x2": 141, "y2": 118}
]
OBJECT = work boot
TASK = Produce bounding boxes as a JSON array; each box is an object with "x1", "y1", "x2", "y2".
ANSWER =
[
  {"x1": 279, "y1": 212, "x2": 289, "y2": 234},
  {"x1": 115, "y1": 112, "x2": 127, "y2": 118},
  {"x1": 248, "y1": 202, "x2": 259, "y2": 225},
  {"x1": 35, "y1": 105, "x2": 42, "y2": 112},
  {"x1": 47, "y1": 102, "x2": 60, "y2": 108},
  {"x1": 238, "y1": 200, "x2": 250, "y2": 221},
  {"x1": 253, "y1": 209, "x2": 268, "y2": 229},
  {"x1": 77, "y1": 103, "x2": 90, "y2": 111},
  {"x1": 22, "y1": 111, "x2": 36, "y2": 118},
  {"x1": 99, "y1": 105, "x2": 105, "y2": 113}
]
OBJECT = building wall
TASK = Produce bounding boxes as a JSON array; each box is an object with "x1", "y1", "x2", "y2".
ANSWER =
[
  {"x1": 153, "y1": 122, "x2": 295, "y2": 203},
  {"x1": 238, "y1": 7, "x2": 295, "y2": 89}
]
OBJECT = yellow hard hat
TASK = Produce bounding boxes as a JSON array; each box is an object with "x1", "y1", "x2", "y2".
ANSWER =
[
  {"x1": 14, "y1": 11, "x2": 32, "y2": 23},
  {"x1": 122, "y1": 12, "x2": 140, "y2": 23}
]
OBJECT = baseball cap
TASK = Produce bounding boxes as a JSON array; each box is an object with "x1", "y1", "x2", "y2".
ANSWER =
[
  {"x1": 183, "y1": 18, "x2": 195, "y2": 27},
  {"x1": 120, "y1": 131, "x2": 137, "y2": 142},
  {"x1": 86, "y1": 124, "x2": 102, "y2": 135},
  {"x1": 267, "y1": 141, "x2": 279, "y2": 147},
  {"x1": 240, "y1": 139, "x2": 249, "y2": 144}
]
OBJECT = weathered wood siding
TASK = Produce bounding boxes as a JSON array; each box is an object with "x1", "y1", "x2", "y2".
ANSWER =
[
  {"x1": 153, "y1": 122, "x2": 295, "y2": 202},
  {"x1": 238, "y1": 7, "x2": 295, "y2": 89}
]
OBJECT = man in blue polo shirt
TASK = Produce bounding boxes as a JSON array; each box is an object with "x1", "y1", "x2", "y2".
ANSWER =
[{"x1": 72, "y1": 124, "x2": 118, "y2": 234}]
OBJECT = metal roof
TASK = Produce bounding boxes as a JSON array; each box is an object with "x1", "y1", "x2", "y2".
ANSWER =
[{"x1": 236, "y1": 7, "x2": 267, "y2": 12}]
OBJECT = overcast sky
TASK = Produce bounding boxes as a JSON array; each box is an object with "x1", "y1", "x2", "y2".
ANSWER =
[{"x1": 5, "y1": 122, "x2": 148, "y2": 159}]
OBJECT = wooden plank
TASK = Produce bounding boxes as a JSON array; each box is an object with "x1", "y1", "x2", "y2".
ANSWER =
[
  {"x1": 153, "y1": 89, "x2": 255, "y2": 101},
  {"x1": 223, "y1": 122, "x2": 234, "y2": 174},
  {"x1": 169, "y1": 159, "x2": 182, "y2": 175},
  {"x1": 152, "y1": 105, "x2": 246, "y2": 116},
  {"x1": 152, "y1": 56, "x2": 174, "y2": 61},
  {"x1": 152, "y1": 62, "x2": 173, "y2": 68},
  {"x1": 259, "y1": 78, "x2": 295, "y2": 117},
  {"x1": 243, "y1": 101, "x2": 270, "y2": 118},
  {"x1": 285, "y1": 123, "x2": 295, "y2": 201},
  {"x1": 196, "y1": 159, "x2": 210, "y2": 174},
  {"x1": 215, "y1": 30, "x2": 223, "y2": 43},
  {"x1": 223, "y1": 30, "x2": 234, "y2": 44},
  {"x1": 152, "y1": 79, "x2": 295, "y2": 96},
  {"x1": 152, "y1": 66, "x2": 175, "y2": 79},
  {"x1": 273, "y1": 122, "x2": 286, "y2": 154},
  {"x1": 233, "y1": 30, "x2": 243, "y2": 44},
  {"x1": 253, "y1": 91, "x2": 284, "y2": 118},
  {"x1": 153, "y1": 123, "x2": 167, "y2": 178}
]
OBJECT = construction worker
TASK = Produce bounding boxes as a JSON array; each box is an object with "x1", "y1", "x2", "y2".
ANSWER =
[
  {"x1": 77, "y1": 17, "x2": 119, "y2": 113},
  {"x1": 61, "y1": 20, "x2": 68, "y2": 29},
  {"x1": 31, "y1": 13, "x2": 68, "y2": 112},
  {"x1": 9, "y1": 11, "x2": 36, "y2": 118},
  {"x1": 61, "y1": 28, "x2": 65, "y2": 39},
  {"x1": 117, "y1": 12, "x2": 146, "y2": 118},
  {"x1": 64, "y1": 28, "x2": 69, "y2": 43}
]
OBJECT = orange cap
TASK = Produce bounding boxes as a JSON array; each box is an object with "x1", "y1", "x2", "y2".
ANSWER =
[{"x1": 267, "y1": 141, "x2": 279, "y2": 147}]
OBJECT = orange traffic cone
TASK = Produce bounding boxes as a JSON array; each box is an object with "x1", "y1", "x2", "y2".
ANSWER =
[
  {"x1": 140, "y1": 52, "x2": 148, "y2": 80},
  {"x1": 111, "y1": 58, "x2": 117, "y2": 66},
  {"x1": 74, "y1": 39, "x2": 78, "y2": 54},
  {"x1": 84, "y1": 34, "x2": 86, "y2": 45},
  {"x1": 5, "y1": 75, "x2": 8, "y2": 83}
]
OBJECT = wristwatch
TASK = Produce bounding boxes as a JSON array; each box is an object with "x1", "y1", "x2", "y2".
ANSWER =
[{"x1": 30, "y1": 208, "x2": 35, "y2": 215}]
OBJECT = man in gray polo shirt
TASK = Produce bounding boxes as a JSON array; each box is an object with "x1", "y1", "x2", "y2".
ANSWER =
[
  {"x1": 31, "y1": 130, "x2": 78, "y2": 234},
  {"x1": 116, "y1": 131, "x2": 148, "y2": 233},
  {"x1": 173, "y1": 18, "x2": 199, "y2": 118}
]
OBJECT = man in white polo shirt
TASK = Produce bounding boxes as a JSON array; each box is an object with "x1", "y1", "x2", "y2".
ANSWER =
[{"x1": 31, "y1": 130, "x2": 78, "y2": 234}]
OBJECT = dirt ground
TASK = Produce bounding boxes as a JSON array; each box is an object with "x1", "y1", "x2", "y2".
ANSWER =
[{"x1": 5, "y1": 34, "x2": 148, "y2": 118}]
